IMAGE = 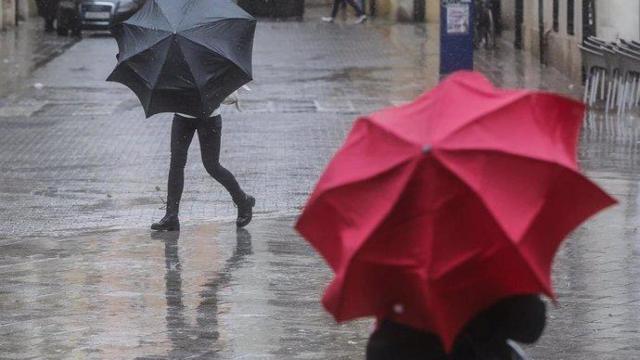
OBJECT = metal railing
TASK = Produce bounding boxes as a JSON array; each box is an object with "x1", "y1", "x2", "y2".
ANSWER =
[{"x1": 581, "y1": 36, "x2": 640, "y2": 114}]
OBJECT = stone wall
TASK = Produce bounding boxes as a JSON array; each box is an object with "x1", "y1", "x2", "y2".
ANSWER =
[
  {"x1": 596, "y1": 0, "x2": 639, "y2": 41},
  {"x1": 426, "y1": 0, "x2": 438, "y2": 23},
  {"x1": 518, "y1": 0, "x2": 583, "y2": 81},
  {"x1": 3, "y1": 0, "x2": 16, "y2": 28},
  {"x1": 18, "y1": 0, "x2": 39, "y2": 20}
]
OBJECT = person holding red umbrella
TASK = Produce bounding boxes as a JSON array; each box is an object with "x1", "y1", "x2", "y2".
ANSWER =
[
  {"x1": 296, "y1": 72, "x2": 616, "y2": 359},
  {"x1": 367, "y1": 295, "x2": 546, "y2": 359}
]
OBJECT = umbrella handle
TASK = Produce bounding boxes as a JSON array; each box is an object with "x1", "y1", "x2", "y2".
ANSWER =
[{"x1": 506, "y1": 340, "x2": 531, "y2": 360}]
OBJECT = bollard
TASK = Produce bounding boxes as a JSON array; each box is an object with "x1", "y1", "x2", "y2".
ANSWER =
[{"x1": 439, "y1": 0, "x2": 475, "y2": 76}]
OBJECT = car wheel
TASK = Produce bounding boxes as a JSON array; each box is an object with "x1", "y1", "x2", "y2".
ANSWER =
[{"x1": 57, "y1": 25, "x2": 69, "y2": 36}]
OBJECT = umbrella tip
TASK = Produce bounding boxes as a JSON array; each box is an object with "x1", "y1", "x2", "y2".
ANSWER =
[{"x1": 422, "y1": 145, "x2": 432, "y2": 154}]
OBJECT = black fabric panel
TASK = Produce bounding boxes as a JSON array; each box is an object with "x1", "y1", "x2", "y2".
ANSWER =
[
  {"x1": 123, "y1": 0, "x2": 174, "y2": 32},
  {"x1": 179, "y1": 18, "x2": 256, "y2": 77},
  {"x1": 107, "y1": 62, "x2": 153, "y2": 116}
]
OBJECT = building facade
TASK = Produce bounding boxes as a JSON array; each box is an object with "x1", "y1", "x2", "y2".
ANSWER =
[
  {"x1": 500, "y1": 0, "x2": 640, "y2": 82},
  {"x1": 2, "y1": 0, "x2": 17, "y2": 29},
  {"x1": 2, "y1": 0, "x2": 38, "y2": 30}
]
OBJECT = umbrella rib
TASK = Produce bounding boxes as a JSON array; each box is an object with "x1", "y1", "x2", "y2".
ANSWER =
[
  {"x1": 308, "y1": 122, "x2": 421, "y2": 198},
  {"x1": 371, "y1": 92, "x2": 533, "y2": 149},
  {"x1": 179, "y1": 19, "x2": 255, "y2": 78},
  {"x1": 175, "y1": 0, "x2": 199, "y2": 30},
  {"x1": 174, "y1": 0, "x2": 254, "y2": 30},
  {"x1": 143, "y1": 38, "x2": 174, "y2": 111},
  {"x1": 175, "y1": 36, "x2": 206, "y2": 113},
  {"x1": 432, "y1": 149, "x2": 559, "y2": 294},
  {"x1": 126, "y1": 0, "x2": 174, "y2": 32},
  {"x1": 117, "y1": 61, "x2": 153, "y2": 89},
  {"x1": 151, "y1": 0, "x2": 180, "y2": 31},
  {"x1": 328, "y1": 158, "x2": 423, "y2": 318},
  {"x1": 118, "y1": 29, "x2": 172, "y2": 63},
  {"x1": 120, "y1": 22, "x2": 173, "y2": 35},
  {"x1": 437, "y1": 144, "x2": 576, "y2": 169},
  {"x1": 435, "y1": 93, "x2": 542, "y2": 145}
]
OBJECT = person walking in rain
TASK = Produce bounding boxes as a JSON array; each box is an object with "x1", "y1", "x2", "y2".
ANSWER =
[
  {"x1": 107, "y1": 0, "x2": 257, "y2": 232},
  {"x1": 322, "y1": 0, "x2": 367, "y2": 24},
  {"x1": 151, "y1": 93, "x2": 256, "y2": 232}
]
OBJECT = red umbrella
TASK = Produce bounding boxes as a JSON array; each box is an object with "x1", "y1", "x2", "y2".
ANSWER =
[{"x1": 295, "y1": 71, "x2": 616, "y2": 350}]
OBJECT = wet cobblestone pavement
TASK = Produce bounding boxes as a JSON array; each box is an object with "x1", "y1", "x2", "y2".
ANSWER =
[
  {"x1": 0, "y1": 20, "x2": 78, "y2": 100},
  {"x1": 0, "y1": 9, "x2": 639, "y2": 359}
]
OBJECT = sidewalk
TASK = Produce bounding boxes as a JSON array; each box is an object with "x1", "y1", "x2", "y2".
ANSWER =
[
  {"x1": 0, "y1": 17, "x2": 584, "y2": 240},
  {"x1": 0, "y1": 18, "x2": 78, "y2": 99},
  {"x1": 0, "y1": 13, "x2": 638, "y2": 360}
]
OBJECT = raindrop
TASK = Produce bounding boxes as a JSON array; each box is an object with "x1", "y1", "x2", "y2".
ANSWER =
[
  {"x1": 34, "y1": 83, "x2": 44, "y2": 90},
  {"x1": 393, "y1": 303, "x2": 404, "y2": 314}
]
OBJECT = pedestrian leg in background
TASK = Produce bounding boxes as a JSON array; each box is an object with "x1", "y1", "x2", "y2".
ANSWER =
[
  {"x1": 322, "y1": 0, "x2": 367, "y2": 24},
  {"x1": 322, "y1": 0, "x2": 343, "y2": 23}
]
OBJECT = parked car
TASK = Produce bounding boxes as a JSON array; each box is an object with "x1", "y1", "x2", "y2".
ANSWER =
[
  {"x1": 56, "y1": 0, "x2": 145, "y2": 36},
  {"x1": 237, "y1": 0, "x2": 304, "y2": 19}
]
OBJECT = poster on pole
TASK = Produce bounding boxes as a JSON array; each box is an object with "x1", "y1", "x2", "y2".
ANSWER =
[{"x1": 446, "y1": 3, "x2": 470, "y2": 35}]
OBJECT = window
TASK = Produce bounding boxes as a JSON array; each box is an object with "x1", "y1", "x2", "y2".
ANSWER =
[
  {"x1": 553, "y1": 0, "x2": 559, "y2": 32},
  {"x1": 567, "y1": 0, "x2": 575, "y2": 35}
]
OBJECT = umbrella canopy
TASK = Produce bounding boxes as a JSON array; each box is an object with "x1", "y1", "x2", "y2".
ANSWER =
[
  {"x1": 295, "y1": 71, "x2": 616, "y2": 350},
  {"x1": 107, "y1": 0, "x2": 256, "y2": 118}
]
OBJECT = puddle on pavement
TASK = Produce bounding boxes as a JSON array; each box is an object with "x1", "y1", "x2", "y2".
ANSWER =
[{"x1": 0, "y1": 218, "x2": 371, "y2": 359}]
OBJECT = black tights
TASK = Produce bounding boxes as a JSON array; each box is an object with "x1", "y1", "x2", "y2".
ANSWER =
[{"x1": 166, "y1": 114, "x2": 244, "y2": 215}]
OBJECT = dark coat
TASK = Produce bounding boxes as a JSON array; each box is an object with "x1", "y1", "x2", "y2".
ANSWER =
[
  {"x1": 36, "y1": 0, "x2": 60, "y2": 19},
  {"x1": 366, "y1": 295, "x2": 546, "y2": 360}
]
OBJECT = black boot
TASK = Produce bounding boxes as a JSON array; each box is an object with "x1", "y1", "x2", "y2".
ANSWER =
[
  {"x1": 151, "y1": 214, "x2": 180, "y2": 231},
  {"x1": 236, "y1": 194, "x2": 255, "y2": 228}
]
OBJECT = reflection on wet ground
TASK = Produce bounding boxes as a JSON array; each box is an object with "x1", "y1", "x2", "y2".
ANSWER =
[
  {"x1": 0, "y1": 219, "x2": 370, "y2": 359},
  {"x1": 1, "y1": 188, "x2": 639, "y2": 359}
]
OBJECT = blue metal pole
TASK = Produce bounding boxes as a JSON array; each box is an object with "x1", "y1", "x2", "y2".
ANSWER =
[{"x1": 439, "y1": 0, "x2": 475, "y2": 76}]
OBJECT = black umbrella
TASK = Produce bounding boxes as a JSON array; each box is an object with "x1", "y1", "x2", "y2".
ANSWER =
[{"x1": 107, "y1": 0, "x2": 256, "y2": 118}]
